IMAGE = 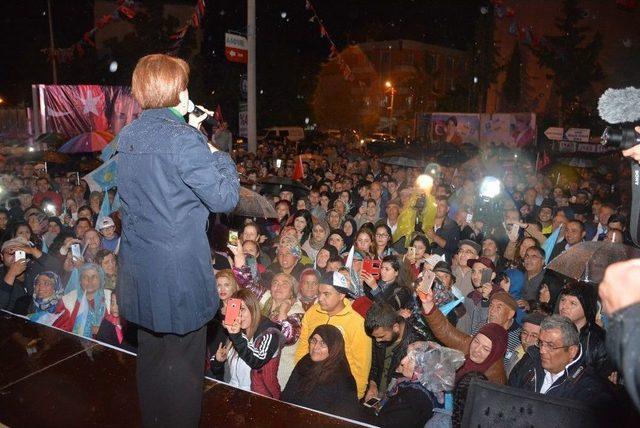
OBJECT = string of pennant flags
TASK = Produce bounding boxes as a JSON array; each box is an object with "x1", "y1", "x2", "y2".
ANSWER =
[
  {"x1": 43, "y1": 0, "x2": 206, "y2": 63},
  {"x1": 304, "y1": 0, "x2": 358, "y2": 83},
  {"x1": 43, "y1": 0, "x2": 137, "y2": 64},
  {"x1": 167, "y1": 0, "x2": 206, "y2": 55}
]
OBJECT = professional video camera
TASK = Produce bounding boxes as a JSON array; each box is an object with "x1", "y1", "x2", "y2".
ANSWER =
[{"x1": 598, "y1": 87, "x2": 640, "y2": 246}]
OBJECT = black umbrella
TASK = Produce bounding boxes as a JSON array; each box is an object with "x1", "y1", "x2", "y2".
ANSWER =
[
  {"x1": 547, "y1": 241, "x2": 640, "y2": 284},
  {"x1": 233, "y1": 187, "x2": 278, "y2": 219},
  {"x1": 258, "y1": 177, "x2": 310, "y2": 200}
]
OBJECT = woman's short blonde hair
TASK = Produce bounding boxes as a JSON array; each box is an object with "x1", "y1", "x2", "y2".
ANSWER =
[
  {"x1": 132, "y1": 54, "x2": 189, "y2": 109},
  {"x1": 215, "y1": 269, "x2": 239, "y2": 294}
]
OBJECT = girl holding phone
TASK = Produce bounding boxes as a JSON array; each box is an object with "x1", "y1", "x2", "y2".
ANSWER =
[{"x1": 212, "y1": 289, "x2": 284, "y2": 398}]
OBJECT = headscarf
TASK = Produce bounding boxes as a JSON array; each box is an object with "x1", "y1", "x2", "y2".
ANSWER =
[
  {"x1": 455, "y1": 323, "x2": 508, "y2": 383},
  {"x1": 65, "y1": 263, "x2": 107, "y2": 337},
  {"x1": 295, "y1": 324, "x2": 353, "y2": 394},
  {"x1": 342, "y1": 216, "x2": 358, "y2": 248},
  {"x1": 31, "y1": 271, "x2": 64, "y2": 311},
  {"x1": 308, "y1": 220, "x2": 330, "y2": 251}
]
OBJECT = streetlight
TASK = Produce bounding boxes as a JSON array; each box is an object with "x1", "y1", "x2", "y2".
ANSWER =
[{"x1": 385, "y1": 81, "x2": 396, "y2": 136}]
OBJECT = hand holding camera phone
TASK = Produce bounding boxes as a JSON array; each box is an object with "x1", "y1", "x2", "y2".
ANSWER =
[
  {"x1": 362, "y1": 258, "x2": 382, "y2": 280},
  {"x1": 224, "y1": 298, "x2": 242, "y2": 327},
  {"x1": 70, "y1": 243, "x2": 83, "y2": 261},
  {"x1": 363, "y1": 397, "x2": 380, "y2": 408},
  {"x1": 416, "y1": 270, "x2": 436, "y2": 302},
  {"x1": 228, "y1": 230, "x2": 239, "y2": 251},
  {"x1": 14, "y1": 250, "x2": 26, "y2": 262}
]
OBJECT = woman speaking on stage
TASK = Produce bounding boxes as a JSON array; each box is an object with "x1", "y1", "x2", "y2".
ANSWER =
[{"x1": 116, "y1": 54, "x2": 239, "y2": 427}]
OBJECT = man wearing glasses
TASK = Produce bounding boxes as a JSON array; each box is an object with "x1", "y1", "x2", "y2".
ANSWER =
[{"x1": 508, "y1": 315, "x2": 615, "y2": 414}]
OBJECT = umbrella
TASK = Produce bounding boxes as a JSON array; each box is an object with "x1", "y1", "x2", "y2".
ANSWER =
[
  {"x1": 547, "y1": 241, "x2": 640, "y2": 284},
  {"x1": 17, "y1": 150, "x2": 70, "y2": 164},
  {"x1": 36, "y1": 132, "x2": 66, "y2": 148},
  {"x1": 233, "y1": 187, "x2": 278, "y2": 219},
  {"x1": 59, "y1": 131, "x2": 114, "y2": 153},
  {"x1": 560, "y1": 157, "x2": 595, "y2": 168},
  {"x1": 258, "y1": 177, "x2": 309, "y2": 200},
  {"x1": 379, "y1": 155, "x2": 425, "y2": 168}
]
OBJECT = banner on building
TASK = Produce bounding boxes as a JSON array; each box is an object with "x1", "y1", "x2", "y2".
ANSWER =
[
  {"x1": 37, "y1": 85, "x2": 141, "y2": 138},
  {"x1": 431, "y1": 113, "x2": 481, "y2": 145}
]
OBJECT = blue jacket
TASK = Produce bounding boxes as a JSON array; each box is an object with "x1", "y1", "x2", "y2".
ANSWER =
[{"x1": 116, "y1": 108, "x2": 239, "y2": 334}]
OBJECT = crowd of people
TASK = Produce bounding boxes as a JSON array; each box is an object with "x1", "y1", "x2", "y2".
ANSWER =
[{"x1": 1, "y1": 130, "x2": 639, "y2": 426}]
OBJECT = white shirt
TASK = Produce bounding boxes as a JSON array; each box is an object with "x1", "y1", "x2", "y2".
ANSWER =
[
  {"x1": 226, "y1": 348, "x2": 252, "y2": 391},
  {"x1": 540, "y1": 369, "x2": 564, "y2": 394},
  {"x1": 387, "y1": 219, "x2": 398, "y2": 235}
]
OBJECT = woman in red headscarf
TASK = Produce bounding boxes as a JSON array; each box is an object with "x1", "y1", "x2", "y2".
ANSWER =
[{"x1": 418, "y1": 284, "x2": 508, "y2": 384}]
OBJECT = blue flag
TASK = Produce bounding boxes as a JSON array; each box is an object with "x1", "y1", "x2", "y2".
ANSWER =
[
  {"x1": 84, "y1": 155, "x2": 118, "y2": 191},
  {"x1": 543, "y1": 225, "x2": 563, "y2": 264},
  {"x1": 99, "y1": 190, "x2": 111, "y2": 219}
]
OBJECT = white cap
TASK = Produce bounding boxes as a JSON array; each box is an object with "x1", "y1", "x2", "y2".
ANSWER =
[{"x1": 97, "y1": 216, "x2": 115, "y2": 230}]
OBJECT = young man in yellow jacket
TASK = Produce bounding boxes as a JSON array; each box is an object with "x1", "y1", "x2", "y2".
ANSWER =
[{"x1": 294, "y1": 271, "x2": 372, "y2": 398}]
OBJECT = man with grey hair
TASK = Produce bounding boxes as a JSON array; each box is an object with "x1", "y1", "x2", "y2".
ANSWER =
[{"x1": 509, "y1": 315, "x2": 615, "y2": 416}]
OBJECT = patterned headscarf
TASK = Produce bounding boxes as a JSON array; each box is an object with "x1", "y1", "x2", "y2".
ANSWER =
[{"x1": 31, "y1": 271, "x2": 64, "y2": 311}]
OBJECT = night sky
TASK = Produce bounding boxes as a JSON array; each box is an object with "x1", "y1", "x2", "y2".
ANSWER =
[{"x1": 0, "y1": 0, "x2": 482, "y2": 115}]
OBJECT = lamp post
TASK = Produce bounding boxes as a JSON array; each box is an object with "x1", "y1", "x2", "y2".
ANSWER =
[{"x1": 385, "y1": 81, "x2": 396, "y2": 136}]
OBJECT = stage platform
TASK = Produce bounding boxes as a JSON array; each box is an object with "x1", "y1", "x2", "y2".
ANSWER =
[{"x1": 0, "y1": 312, "x2": 368, "y2": 427}]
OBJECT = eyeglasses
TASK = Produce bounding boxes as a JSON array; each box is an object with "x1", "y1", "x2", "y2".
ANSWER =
[
  {"x1": 375, "y1": 233, "x2": 389, "y2": 238},
  {"x1": 309, "y1": 338, "x2": 327, "y2": 348},
  {"x1": 535, "y1": 340, "x2": 569, "y2": 351},
  {"x1": 524, "y1": 254, "x2": 543, "y2": 260},
  {"x1": 458, "y1": 249, "x2": 476, "y2": 255}
]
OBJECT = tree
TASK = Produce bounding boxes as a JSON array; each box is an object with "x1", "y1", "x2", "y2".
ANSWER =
[
  {"x1": 500, "y1": 42, "x2": 531, "y2": 112},
  {"x1": 531, "y1": 0, "x2": 604, "y2": 125},
  {"x1": 469, "y1": 4, "x2": 500, "y2": 113}
]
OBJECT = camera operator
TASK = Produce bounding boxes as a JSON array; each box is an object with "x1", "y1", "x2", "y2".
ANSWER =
[
  {"x1": 622, "y1": 126, "x2": 640, "y2": 162},
  {"x1": 600, "y1": 259, "x2": 640, "y2": 411}
]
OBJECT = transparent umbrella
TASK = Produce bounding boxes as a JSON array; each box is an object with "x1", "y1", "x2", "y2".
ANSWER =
[
  {"x1": 547, "y1": 241, "x2": 640, "y2": 284},
  {"x1": 233, "y1": 187, "x2": 278, "y2": 219}
]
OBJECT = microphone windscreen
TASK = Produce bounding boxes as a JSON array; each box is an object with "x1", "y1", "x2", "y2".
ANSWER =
[{"x1": 598, "y1": 87, "x2": 640, "y2": 124}]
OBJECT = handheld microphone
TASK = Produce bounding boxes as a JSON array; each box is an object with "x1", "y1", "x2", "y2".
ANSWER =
[{"x1": 187, "y1": 100, "x2": 219, "y2": 127}]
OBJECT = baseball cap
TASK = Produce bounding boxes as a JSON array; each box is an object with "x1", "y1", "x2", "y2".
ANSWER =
[
  {"x1": 459, "y1": 239, "x2": 481, "y2": 255},
  {"x1": 320, "y1": 271, "x2": 352, "y2": 296},
  {"x1": 466, "y1": 256, "x2": 496, "y2": 272},
  {"x1": 96, "y1": 216, "x2": 115, "y2": 230},
  {"x1": 2, "y1": 237, "x2": 29, "y2": 252}
]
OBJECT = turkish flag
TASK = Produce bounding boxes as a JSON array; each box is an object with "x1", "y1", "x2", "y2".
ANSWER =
[{"x1": 292, "y1": 156, "x2": 304, "y2": 180}]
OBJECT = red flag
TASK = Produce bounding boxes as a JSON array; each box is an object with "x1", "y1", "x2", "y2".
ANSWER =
[
  {"x1": 536, "y1": 151, "x2": 550, "y2": 171},
  {"x1": 214, "y1": 105, "x2": 224, "y2": 123},
  {"x1": 292, "y1": 156, "x2": 304, "y2": 180}
]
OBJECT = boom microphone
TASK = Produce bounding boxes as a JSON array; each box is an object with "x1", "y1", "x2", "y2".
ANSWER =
[
  {"x1": 187, "y1": 100, "x2": 219, "y2": 127},
  {"x1": 597, "y1": 87, "x2": 640, "y2": 124}
]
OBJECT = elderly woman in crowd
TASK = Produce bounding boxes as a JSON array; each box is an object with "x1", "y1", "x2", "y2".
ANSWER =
[
  {"x1": 81, "y1": 228, "x2": 102, "y2": 264},
  {"x1": 27, "y1": 271, "x2": 72, "y2": 329},
  {"x1": 362, "y1": 341, "x2": 465, "y2": 428},
  {"x1": 61, "y1": 263, "x2": 108, "y2": 338},
  {"x1": 298, "y1": 268, "x2": 320, "y2": 311},
  {"x1": 282, "y1": 324, "x2": 359, "y2": 418},
  {"x1": 301, "y1": 219, "x2": 329, "y2": 262},
  {"x1": 213, "y1": 289, "x2": 283, "y2": 398}
]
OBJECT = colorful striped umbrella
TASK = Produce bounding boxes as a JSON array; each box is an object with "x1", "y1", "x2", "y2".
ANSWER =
[{"x1": 59, "y1": 131, "x2": 114, "y2": 153}]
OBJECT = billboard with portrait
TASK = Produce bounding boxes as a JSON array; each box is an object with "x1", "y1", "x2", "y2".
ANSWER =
[
  {"x1": 480, "y1": 113, "x2": 536, "y2": 148},
  {"x1": 431, "y1": 113, "x2": 480, "y2": 145}
]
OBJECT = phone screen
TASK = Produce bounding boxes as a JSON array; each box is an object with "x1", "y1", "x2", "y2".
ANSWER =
[
  {"x1": 481, "y1": 268, "x2": 493, "y2": 285},
  {"x1": 466, "y1": 213, "x2": 473, "y2": 223},
  {"x1": 71, "y1": 244, "x2": 82, "y2": 260},
  {"x1": 228, "y1": 230, "x2": 239, "y2": 247},
  {"x1": 224, "y1": 298, "x2": 242, "y2": 326},
  {"x1": 364, "y1": 397, "x2": 380, "y2": 407}
]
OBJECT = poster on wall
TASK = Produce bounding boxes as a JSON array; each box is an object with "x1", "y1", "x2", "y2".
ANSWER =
[
  {"x1": 431, "y1": 113, "x2": 480, "y2": 145},
  {"x1": 480, "y1": 113, "x2": 537, "y2": 148}
]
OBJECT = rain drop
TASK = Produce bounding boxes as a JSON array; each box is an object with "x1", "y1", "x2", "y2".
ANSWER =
[
  {"x1": 281, "y1": 11, "x2": 287, "y2": 19},
  {"x1": 109, "y1": 61, "x2": 118, "y2": 72}
]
